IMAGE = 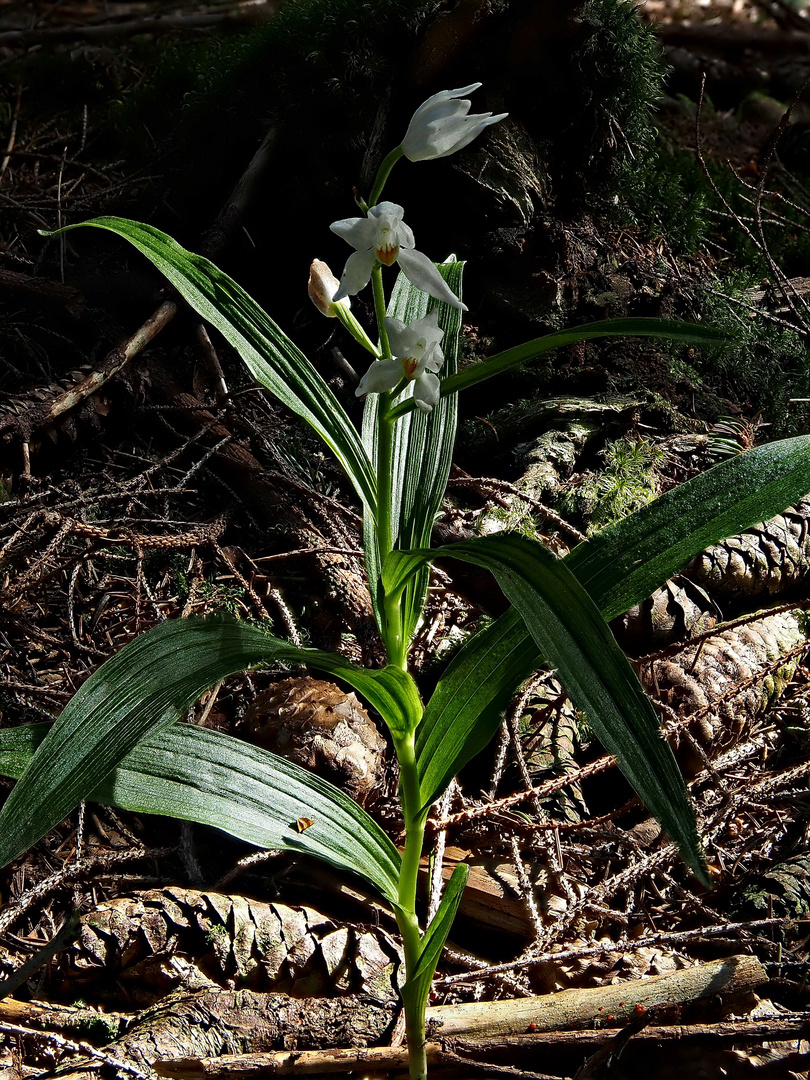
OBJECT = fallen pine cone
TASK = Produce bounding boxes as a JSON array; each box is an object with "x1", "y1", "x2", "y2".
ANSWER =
[
  {"x1": 641, "y1": 610, "x2": 808, "y2": 771},
  {"x1": 245, "y1": 677, "x2": 387, "y2": 807},
  {"x1": 53, "y1": 887, "x2": 401, "y2": 1005}
]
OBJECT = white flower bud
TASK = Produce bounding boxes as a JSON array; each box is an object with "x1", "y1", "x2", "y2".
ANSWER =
[
  {"x1": 308, "y1": 259, "x2": 349, "y2": 317},
  {"x1": 401, "y1": 83, "x2": 508, "y2": 162}
]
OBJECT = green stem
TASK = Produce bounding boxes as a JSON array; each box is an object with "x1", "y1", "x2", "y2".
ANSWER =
[
  {"x1": 333, "y1": 302, "x2": 380, "y2": 357},
  {"x1": 371, "y1": 264, "x2": 408, "y2": 667},
  {"x1": 395, "y1": 733, "x2": 429, "y2": 1080},
  {"x1": 368, "y1": 145, "x2": 405, "y2": 208},
  {"x1": 388, "y1": 397, "x2": 417, "y2": 422},
  {"x1": 372, "y1": 264, "x2": 391, "y2": 360},
  {"x1": 370, "y1": 256, "x2": 426, "y2": 1072}
]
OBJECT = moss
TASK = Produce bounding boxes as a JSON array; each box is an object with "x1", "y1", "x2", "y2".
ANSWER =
[
  {"x1": 687, "y1": 271, "x2": 810, "y2": 436},
  {"x1": 570, "y1": 0, "x2": 665, "y2": 205},
  {"x1": 560, "y1": 435, "x2": 665, "y2": 533},
  {"x1": 78, "y1": 1012, "x2": 122, "y2": 1043}
]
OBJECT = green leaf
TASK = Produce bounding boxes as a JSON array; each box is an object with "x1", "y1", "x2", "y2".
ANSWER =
[
  {"x1": 362, "y1": 261, "x2": 463, "y2": 641},
  {"x1": 385, "y1": 535, "x2": 707, "y2": 884},
  {"x1": 402, "y1": 863, "x2": 469, "y2": 1017},
  {"x1": 0, "y1": 723, "x2": 401, "y2": 906},
  {"x1": 566, "y1": 435, "x2": 810, "y2": 619},
  {"x1": 46, "y1": 217, "x2": 377, "y2": 517},
  {"x1": 440, "y1": 318, "x2": 729, "y2": 397},
  {"x1": 416, "y1": 609, "x2": 539, "y2": 810},
  {"x1": 0, "y1": 613, "x2": 420, "y2": 869},
  {"x1": 413, "y1": 437, "x2": 810, "y2": 858}
]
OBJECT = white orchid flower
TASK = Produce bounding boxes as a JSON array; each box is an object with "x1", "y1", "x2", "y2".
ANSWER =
[
  {"x1": 356, "y1": 311, "x2": 445, "y2": 414},
  {"x1": 401, "y1": 83, "x2": 508, "y2": 162},
  {"x1": 330, "y1": 202, "x2": 465, "y2": 311}
]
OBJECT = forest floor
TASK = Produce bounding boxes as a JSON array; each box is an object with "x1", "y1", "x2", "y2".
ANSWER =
[{"x1": 0, "y1": 1, "x2": 809, "y2": 1078}]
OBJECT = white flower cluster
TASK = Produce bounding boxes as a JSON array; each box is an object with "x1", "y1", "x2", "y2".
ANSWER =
[{"x1": 311, "y1": 84, "x2": 507, "y2": 413}]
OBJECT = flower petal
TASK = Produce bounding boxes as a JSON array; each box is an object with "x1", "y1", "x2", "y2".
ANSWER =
[
  {"x1": 413, "y1": 372, "x2": 441, "y2": 413},
  {"x1": 421, "y1": 342, "x2": 444, "y2": 375},
  {"x1": 356, "y1": 358, "x2": 404, "y2": 397},
  {"x1": 308, "y1": 258, "x2": 347, "y2": 317},
  {"x1": 335, "y1": 248, "x2": 377, "y2": 299},
  {"x1": 401, "y1": 83, "x2": 507, "y2": 161},
  {"x1": 421, "y1": 112, "x2": 509, "y2": 160},
  {"x1": 414, "y1": 310, "x2": 444, "y2": 348},
  {"x1": 384, "y1": 316, "x2": 416, "y2": 357},
  {"x1": 370, "y1": 201, "x2": 406, "y2": 219},
  {"x1": 397, "y1": 247, "x2": 466, "y2": 310},
  {"x1": 330, "y1": 215, "x2": 377, "y2": 250},
  {"x1": 395, "y1": 219, "x2": 416, "y2": 250}
]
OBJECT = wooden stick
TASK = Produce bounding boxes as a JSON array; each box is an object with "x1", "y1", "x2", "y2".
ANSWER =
[
  {"x1": 426, "y1": 954, "x2": 765, "y2": 1038},
  {"x1": 154, "y1": 1018, "x2": 805, "y2": 1079},
  {"x1": 657, "y1": 24, "x2": 810, "y2": 52},
  {"x1": 1, "y1": 955, "x2": 769, "y2": 1078}
]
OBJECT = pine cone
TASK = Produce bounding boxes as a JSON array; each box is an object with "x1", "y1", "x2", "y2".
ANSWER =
[
  {"x1": 739, "y1": 852, "x2": 810, "y2": 921},
  {"x1": 685, "y1": 497, "x2": 810, "y2": 602},
  {"x1": 642, "y1": 610, "x2": 807, "y2": 769},
  {"x1": 55, "y1": 887, "x2": 401, "y2": 1004},
  {"x1": 618, "y1": 577, "x2": 717, "y2": 649},
  {"x1": 518, "y1": 675, "x2": 589, "y2": 822},
  {"x1": 246, "y1": 677, "x2": 387, "y2": 806}
]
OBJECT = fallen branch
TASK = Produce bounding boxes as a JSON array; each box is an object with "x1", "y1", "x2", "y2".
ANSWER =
[
  {"x1": 656, "y1": 23, "x2": 810, "y2": 53},
  {"x1": 152, "y1": 1017, "x2": 810, "y2": 1078},
  {"x1": 426, "y1": 954, "x2": 765, "y2": 1038},
  {"x1": 0, "y1": 3, "x2": 275, "y2": 48},
  {"x1": 1, "y1": 953, "x2": 764, "y2": 1073}
]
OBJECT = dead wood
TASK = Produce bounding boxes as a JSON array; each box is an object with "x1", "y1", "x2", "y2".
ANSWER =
[
  {"x1": 105, "y1": 990, "x2": 393, "y2": 1062},
  {"x1": 656, "y1": 24, "x2": 810, "y2": 53},
  {"x1": 0, "y1": 267, "x2": 85, "y2": 318},
  {"x1": 426, "y1": 954, "x2": 766, "y2": 1038},
  {"x1": 0, "y1": 299, "x2": 176, "y2": 443},
  {"x1": 150, "y1": 1018, "x2": 810, "y2": 1078},
  {"x1": 0, "y1": 3, "x2": 275, "y2": 48},
  {"x1": 1, "y1": 953, "x2": 765, "y2": 1074}
]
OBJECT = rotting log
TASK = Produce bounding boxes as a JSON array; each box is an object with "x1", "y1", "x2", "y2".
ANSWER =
[
  {"x1": 2, "y1": 954, "x2": 765, "y2": 1071},
  {"x1": 152, "y1": 1017, "x2": 810, "y2": 1078}
]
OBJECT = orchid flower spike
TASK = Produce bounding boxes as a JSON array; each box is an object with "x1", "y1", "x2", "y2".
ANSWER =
[
  {"x1": 356, "y1": 311, "x2": 445, "y2": 414},
  {"x1": 330, "y1": 202, "x2": 465, "y2": 311},
  {"x1": 401, "y1": 83, "x2": 508, "y2": 162}
]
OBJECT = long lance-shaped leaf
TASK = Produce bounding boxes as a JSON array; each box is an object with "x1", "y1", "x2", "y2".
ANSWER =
[
  {"x1": 384, "y1": 534, "x2": 706, "y2": 883},
  {"x1": 0, "y1": 613, "x2": 421, "y2": 869},
  {"x1": 0, "y1": 723, "x2": 401, "y2": 906},
  {"x1": 566, "y1": 434, "x2": 810, "y2": 619},
  {"x1": 416, "y1": 608, "x2": 539, "y2": 809},
  {"x1": 47, "y1": 218, "x2": 377, "y2": 517},
  {"x1": 362, "y1": 260, "x2": 463, "y2": 640},
  {"x1": 414, "y1": 436, "x2": 810, "y2": 821},
  {"x1": 402, "y1": 863, "x2": 469, "y2": 1019},
  {"x1": 440, "y1": 318, "x2": 729, "y2": 397}
]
